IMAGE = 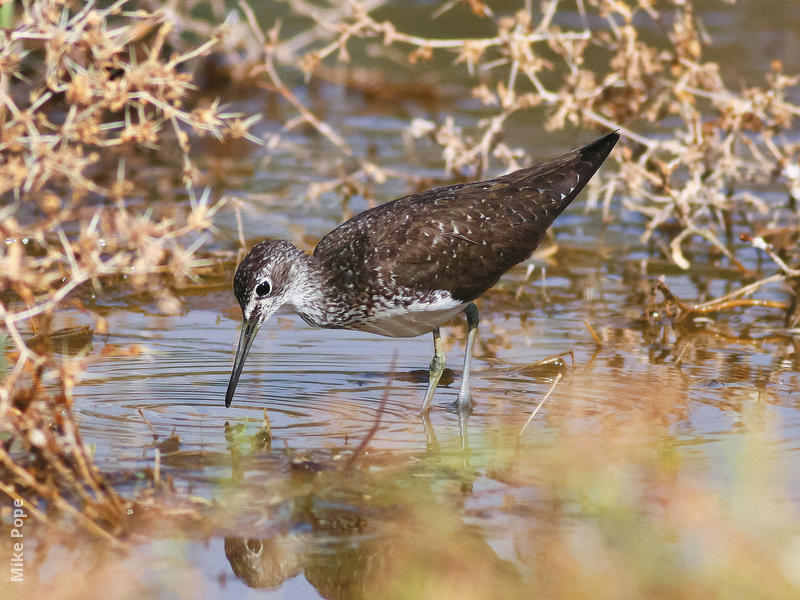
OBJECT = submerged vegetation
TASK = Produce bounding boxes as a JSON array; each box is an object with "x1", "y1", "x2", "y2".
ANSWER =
[{"x1": 0, "y1": 0, "x2": 799, "y2": 597}]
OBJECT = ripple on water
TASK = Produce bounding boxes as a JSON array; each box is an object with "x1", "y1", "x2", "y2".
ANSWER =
[
  {"x1": 75, "y1": 284, "x2": 800, "y2": 483},
  {"x1": 76, "y1": 310, "x2": 462, "y2": 470}
]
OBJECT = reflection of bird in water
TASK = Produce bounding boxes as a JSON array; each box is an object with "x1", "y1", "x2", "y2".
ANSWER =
[
  {"x1": 223, "y1": 533, "x2": 307, "y2": 589},
  {"x1": 224, "y1": 497, "x2": 525, "y2": 599}
]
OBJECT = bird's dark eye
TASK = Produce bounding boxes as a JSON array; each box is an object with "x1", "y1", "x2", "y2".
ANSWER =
[{"x1": 255, "y1": 280, "x2": 272, "y2": 297}]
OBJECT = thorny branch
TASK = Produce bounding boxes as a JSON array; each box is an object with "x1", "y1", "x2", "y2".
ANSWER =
[
  {"x1": 1, "y1": 0, "x2": 799, "y2": 542},
  {"x1": 0, "y1": 0, "x2": 256, "y2": 541}
]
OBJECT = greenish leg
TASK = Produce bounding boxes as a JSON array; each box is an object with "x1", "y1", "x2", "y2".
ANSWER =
[
  {"x1": 455, "y1": 303, "x2": 479, "y2": 410},
  {"x1": 419, "y1": 327, "x2": 445, "y2": 415}
]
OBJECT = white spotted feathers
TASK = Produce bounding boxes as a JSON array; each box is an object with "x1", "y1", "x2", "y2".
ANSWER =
[{"x1": 232, "y1": 132, "x2": 619, "y2": 338}]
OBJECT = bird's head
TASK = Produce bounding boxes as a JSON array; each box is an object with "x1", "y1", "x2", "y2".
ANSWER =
[{"x1": 225, "y1": 240, "x2": 307, "y2": 407}]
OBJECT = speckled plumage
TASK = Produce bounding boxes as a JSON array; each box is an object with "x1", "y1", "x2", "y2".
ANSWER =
[{"x1": 226, "y1": 132, "x2": 619, "y2": 409}]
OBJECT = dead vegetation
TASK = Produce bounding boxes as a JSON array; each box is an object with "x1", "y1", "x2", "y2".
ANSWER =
[
  {"x1": 0, "y1": 0, "x2": 257, "y2": 541},
  {"x1": 0, "y1": 0, "x2": 798, "y2": 544}
]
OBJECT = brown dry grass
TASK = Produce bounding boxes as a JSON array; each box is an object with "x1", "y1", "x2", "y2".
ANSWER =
[{"x1": 0, "y1": 0, "x2": 798, "y2": 548}]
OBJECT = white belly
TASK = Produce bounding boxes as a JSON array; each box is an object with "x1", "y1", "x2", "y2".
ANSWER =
[{"x1": 355, "y1": 297, "x2": 469, "y2": 338}]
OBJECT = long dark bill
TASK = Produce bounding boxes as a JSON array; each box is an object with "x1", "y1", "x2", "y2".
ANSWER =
[{"x1": 225, "y1": 320, "x2": 259, "y2": 407}]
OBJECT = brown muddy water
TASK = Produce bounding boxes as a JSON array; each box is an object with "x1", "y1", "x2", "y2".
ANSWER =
[{"x1": 5, "y1": 1, "x2": 800, "y2": 599}]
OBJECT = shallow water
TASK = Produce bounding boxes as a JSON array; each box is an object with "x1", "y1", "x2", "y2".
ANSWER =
[
  {"x1": 9, "y1": 1, "x2": 800, "y2": 598},
  {"x1": 53, "y1": 233, "x2": 800, "y2": 598}
]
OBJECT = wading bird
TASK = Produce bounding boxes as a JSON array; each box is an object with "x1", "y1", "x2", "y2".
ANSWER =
[{"x1": 225, "y1": 132, "x2": 618, "y2": 413}]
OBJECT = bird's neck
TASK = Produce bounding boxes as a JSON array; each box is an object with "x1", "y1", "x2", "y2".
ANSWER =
[{"x1": 284, "y1": 252, "x2": 345, "y2": 328}]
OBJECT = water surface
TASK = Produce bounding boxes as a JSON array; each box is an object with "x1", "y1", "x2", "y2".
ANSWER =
[{"x1": 12, "y1": 1, "x2": 800, "y2": 598}]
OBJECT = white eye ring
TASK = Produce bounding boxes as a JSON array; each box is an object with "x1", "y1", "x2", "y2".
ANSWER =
[{"x1": 255, "y1": 279, "x2": 272, "y2": 297}]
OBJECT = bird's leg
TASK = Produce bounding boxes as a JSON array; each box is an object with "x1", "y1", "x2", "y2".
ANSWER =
[
  {"x1": 419, "y1": 327, "x2": 445, "y2": 415},
  {"x1": 455, "y1": 303, "x2": 479, "y2": 410}
]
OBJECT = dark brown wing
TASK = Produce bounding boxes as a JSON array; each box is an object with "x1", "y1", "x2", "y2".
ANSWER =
[{"x1": 315, "y1": 132, "x2": 618, "y2": 301}]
